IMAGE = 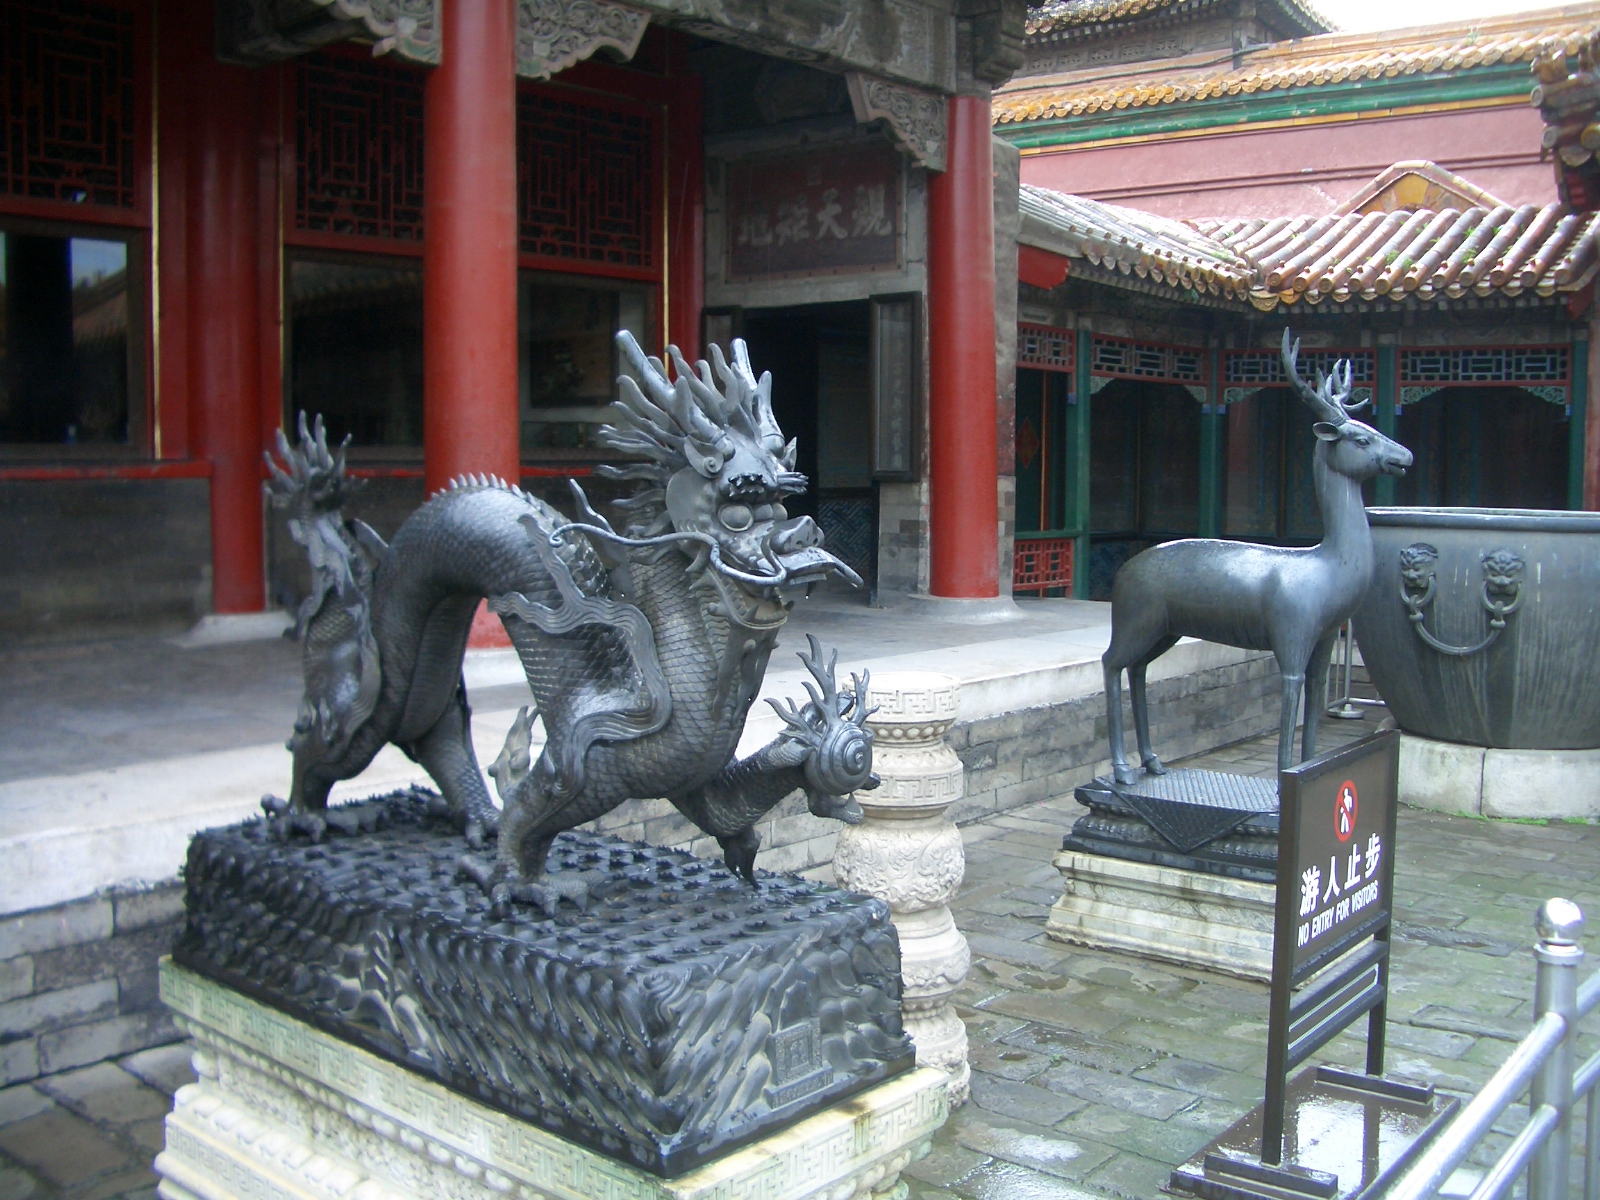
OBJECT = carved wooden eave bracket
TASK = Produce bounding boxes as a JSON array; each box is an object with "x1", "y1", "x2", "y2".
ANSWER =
[
  {"x1": 847, "y1": 74, "x2": 947, "y2": 173},
  {"x1": 220, "y1": 0, "x2": 965, "y2": 93},
  {"x1": 216, "y1": 0, "x2": 649, "y2": 75},
  {"x1": 215, "y1": 0, "x2": 440, "y2": 67},
  {"x1": 516, "y1": 0, "x2": 650, "y2": 80}
]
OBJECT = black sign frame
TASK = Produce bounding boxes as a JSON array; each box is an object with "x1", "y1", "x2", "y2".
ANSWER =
[{"x1": 1263, "y1": 729, "x2": 1401, "y2": 1165}]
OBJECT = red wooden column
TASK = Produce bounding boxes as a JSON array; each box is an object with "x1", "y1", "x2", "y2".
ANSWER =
[
  {"x1": 423, "y1": 0, "x2": 520, "y2": 496},
  {"x1": 667, "y1": 61, "x2": 705, "y2": 361},
  {"x1": 187, "y1": 21, "x2": 265, "y2": 613},
  {"x1": 926, "y1": 94, "x2": 999, "y2": 597}
]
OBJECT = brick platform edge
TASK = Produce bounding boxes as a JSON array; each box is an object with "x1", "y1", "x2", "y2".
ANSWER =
[
  {"x1": 0, "y1": 653, "x2": 1280, "y2": 1088},
  {"x1": 1, "y1": 881, "x2": 183, "y2": 1087}
]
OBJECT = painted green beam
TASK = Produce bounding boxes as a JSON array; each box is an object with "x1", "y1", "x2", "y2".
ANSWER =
[{"x1": 996, "y1": 66, "x2": 1530, "y2": 150}]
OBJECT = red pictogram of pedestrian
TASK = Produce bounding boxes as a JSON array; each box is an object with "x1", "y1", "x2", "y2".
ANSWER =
[{"x1": 1335, "y1": 781, "x2": 1358, "y2": 843}]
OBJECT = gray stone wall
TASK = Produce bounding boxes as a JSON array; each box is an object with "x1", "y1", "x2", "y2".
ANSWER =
[
  {"x1": 876, "y1": 479, "x2": 930, "y2": 597},
  {"x1": 0, "y1": 882, "x2": 183, "y2": 1087},
  {"x1": 0, "y1": 479, "x2": 212, "y2": 642}
]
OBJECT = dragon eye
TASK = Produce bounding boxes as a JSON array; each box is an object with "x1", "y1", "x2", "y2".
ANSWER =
[
  {"x1": 719, "y1": 504, "x2": 753, "y2": 531},
  {"x1": 752, "y1": 504, "x2": 774, "y2": 521}
]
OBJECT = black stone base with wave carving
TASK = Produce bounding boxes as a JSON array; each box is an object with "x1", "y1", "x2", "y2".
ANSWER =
[{"x1": 173, "y1": 787, "x2": 915, "y2": 1176}]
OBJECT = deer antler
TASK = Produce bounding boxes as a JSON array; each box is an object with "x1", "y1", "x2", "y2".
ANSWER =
[{"x1": 1281, "y1": 328, "x2": 1367, "y2": 424}]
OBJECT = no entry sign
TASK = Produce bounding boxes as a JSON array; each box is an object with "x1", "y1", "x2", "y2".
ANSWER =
[{"x1": 1264, "y1": 729, "x2": 1401, "y2": 1163}]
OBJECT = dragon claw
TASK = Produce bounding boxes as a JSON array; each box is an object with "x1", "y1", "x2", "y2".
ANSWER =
[
  {"x1": 495, "y1": 876, "x2": 590, "y2": 919},
  {"x1": 807, "y1": 790, "x2": 863, "y2": 824},
  {"x1": 718, "y1": 827, "x2": 762, "y2": 884},
  {"x1": 457, "y1": 858, "x2": 588, "y2": 918}
]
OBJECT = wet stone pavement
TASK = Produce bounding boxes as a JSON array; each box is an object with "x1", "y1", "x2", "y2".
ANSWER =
[
  {"x1": 2, "y1": 717, "x2": 1598, "y2": 1198},
  {"x1": 915, "y1": 717, "x2": 1600, "y2": 1200}
]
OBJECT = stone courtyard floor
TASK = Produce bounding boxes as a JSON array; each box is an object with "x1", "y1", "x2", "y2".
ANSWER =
[{"x1": 3, "y1": 714, "x2": 1598, "y2": 1199}]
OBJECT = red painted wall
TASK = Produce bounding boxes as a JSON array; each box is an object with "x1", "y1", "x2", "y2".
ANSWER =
[{"x1": 1019, "y1": 104, "x2": 1554, "y2": 219}]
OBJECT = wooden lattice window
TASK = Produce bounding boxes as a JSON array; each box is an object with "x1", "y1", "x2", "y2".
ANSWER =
[
  {"x1": 1091, "y1": 334, "x2": 1205, "y2": 384},
  {"x1": 1018, "y1": 323, "x2": 1073, "y2": 373},
  {"x1": 0, "y1": 0, "x2": 138, "y2": 211},
  {"x1": 518, "y1": 86, "x2": 657, "y2": 274},
  {"x1": 292, "y1": 51, "x2": 426, "y2": 247},
  {"x1": 1399, "y1": 345, "x2": 1570, "y2": 409},
  {"x1": 1013, "y1": 536, "x2": 1074, "y2": 595},
  {"x1": 1223, "y1": 347, "x2": 1375, "y2": 406}
]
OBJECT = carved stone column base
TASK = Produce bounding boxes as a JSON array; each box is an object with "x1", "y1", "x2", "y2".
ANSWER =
[
  {"x1": 156, "y1": 963, "x2": 948, "y2": 1200},
  {"x1": 835, "y1": 673, "x2": 972, "y2": 1107},
  {"x1": 901, "y1": 1003, "x2": 970, "y2": 1106}
]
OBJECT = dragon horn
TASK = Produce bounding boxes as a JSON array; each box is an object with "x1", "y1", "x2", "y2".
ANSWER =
[
  {"x1": 849, "y1": 670, "x2": 877, "y2": 726},
  {"x1": 766, "y1": 695, "x2": 817, "y2": 737}
]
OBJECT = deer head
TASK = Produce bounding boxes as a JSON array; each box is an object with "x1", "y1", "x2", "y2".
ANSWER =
[{"x1": 1281, "y1": 328, "x2": 1411, "y2": 481}]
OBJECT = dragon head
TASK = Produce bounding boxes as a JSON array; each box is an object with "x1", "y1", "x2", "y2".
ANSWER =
[{"x1": 585, "y1": 332, "x2": 862, "y2": 592}]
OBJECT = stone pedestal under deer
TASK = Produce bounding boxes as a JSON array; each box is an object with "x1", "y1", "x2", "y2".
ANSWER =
[{"x1": 1103, "y1": 329, "x2": 1412, "y2": 786}]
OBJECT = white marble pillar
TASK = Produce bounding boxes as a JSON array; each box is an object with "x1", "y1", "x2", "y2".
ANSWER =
[{"x1": 833, "y1": 672, "x2": 971, "y2": 1105}]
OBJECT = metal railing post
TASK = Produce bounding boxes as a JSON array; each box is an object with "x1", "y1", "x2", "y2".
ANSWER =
[
  {"x1": 1529, "y1": 898, "x2": 1585, "y2": 1200},
  {"x1": 1586, "y1": 1087, "x2": 1599, "y2": 1200}
]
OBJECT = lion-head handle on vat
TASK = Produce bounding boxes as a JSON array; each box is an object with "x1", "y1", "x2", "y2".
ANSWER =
[
  {"x1": 1397, "y1": 542, "x2": 1525, "y2": 657},
  {"x1": 264, "y1": 332, "x2": 876, "y2": 915}
]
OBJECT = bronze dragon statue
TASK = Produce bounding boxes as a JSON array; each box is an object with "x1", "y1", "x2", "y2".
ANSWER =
[{"x1": 264, "y1": 333, "x2": 876, "y2": 913}]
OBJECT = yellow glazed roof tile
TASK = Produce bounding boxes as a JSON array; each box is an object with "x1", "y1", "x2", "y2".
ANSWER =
[{"x1": 995, "y1": 5, "x2": 1600, "y2": 125}]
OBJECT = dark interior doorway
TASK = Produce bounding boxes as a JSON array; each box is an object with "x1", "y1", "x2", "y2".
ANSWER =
[
  {"x1": 1087, "y1": 378, "x2": 1202, "y2": 599},
  {"x1": 740, "y1": 301, "x2": 876, "y2": 595},
  {"x1": 1396, "y1": 386, "x2": 1569, "y2": 510}
]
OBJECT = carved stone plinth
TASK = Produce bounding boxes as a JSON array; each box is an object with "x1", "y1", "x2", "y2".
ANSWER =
[
  {"x1": 833, "y1": 673, "x2": 971, "y2": 1105},
  {"x1": 1046, "y1": 850, "x2": 1275, "y2": 981},
  {"x1": 172, "y1": 791, "x2": 915, "y2": 1176},
  {"x1": 157, "y1": 963, "x2": 947, "y2": 1200}
]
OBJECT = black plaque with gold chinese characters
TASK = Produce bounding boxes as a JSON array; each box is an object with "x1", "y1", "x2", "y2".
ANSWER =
[{"x1": 725, "y1": 142, "x2": 902, "y2": 281}]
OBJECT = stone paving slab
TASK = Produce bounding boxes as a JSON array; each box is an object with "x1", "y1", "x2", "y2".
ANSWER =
[
  {"x1": 905, "y1": 716, "x2": 1600, "y2": 1200},
  {"x1": 4, "y1": 717, "x2": 1599, "y2": 1198}
]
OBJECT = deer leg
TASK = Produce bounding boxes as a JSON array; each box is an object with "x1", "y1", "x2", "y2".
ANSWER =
[
  {"x1": 1129, "y1": 657, "x2": 1166, "y2": 776},
  {"x1": 1104, "y1": 661, "x2": 1136, "y2": 785},
  {"x1": 1277, "y1": 672, "x2": 1304, "y2": 775},
  {"x1": 1301, "y1": 634, "x2": 1337, "y2": 763}
]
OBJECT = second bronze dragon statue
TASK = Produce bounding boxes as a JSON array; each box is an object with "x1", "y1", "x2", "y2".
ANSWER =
[{"x1": 264, "y1": 332, "x2": 876, "y2": 913}]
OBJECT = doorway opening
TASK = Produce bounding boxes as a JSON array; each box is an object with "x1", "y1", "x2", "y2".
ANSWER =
[
  {"x1": 1087, "y1": 378, "x2": 1202, "y2": 599},
  {"x1": 739, "y1": 301, "x2": 876, "y2": 597},
  {"x1": 1396, "y1": 386, "x2": 1569, "y2": 510}
]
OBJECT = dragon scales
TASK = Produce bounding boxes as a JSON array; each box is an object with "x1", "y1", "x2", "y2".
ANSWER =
[{"x1": 264, "y1": 333, "x2": 877, "y2": 913}]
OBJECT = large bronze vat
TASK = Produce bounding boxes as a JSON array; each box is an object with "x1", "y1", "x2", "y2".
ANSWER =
[{"x1": 1352, "y1": 507, "x2": 1600, "y2": 750}]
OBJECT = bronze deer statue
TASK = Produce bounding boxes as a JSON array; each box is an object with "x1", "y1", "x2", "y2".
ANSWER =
[{"x1": 1102, "y1": 328, "x2": 1412, "y2": 786}]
